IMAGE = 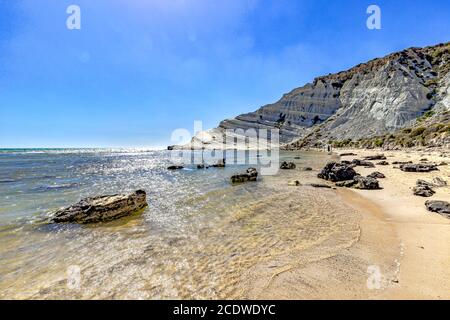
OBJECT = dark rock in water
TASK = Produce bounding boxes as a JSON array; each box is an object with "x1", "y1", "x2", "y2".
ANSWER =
[
  {"x1": 425, "y1": 200, "x2": 450, "y2": 218},
  {"x1": 197, "y1": 164, "x2": 209, "y2": 169},
  {"x1": 231, "y1": 168, "x2": 258, "y2": 184},
  {"x1": 368, "y1": 172, "x2": 386, "y2": 179},
  {"x1": 212, "y1": 159, "x2": 226, "y2": 168},
  {"x1": 318, "y1": 162, "x2": 357, "y2": 182},
  {"x1": 353, "y1": 176, "x2": 381, "y2": 190},
  {"x1": 364, "y1": 154, "x2": 386, "y2": 161},
  {"x1": 400, "y1": 163, "x2": 438, "y2": 172},
  {"x1": 335, "y1": 180, "x2": 358, "y2": 188},
  {"x1": 167, "y1": 145, "x2": 175, "y2": 151},
  {"x1": 413, "y1": 185, "x2": 435, "y2": 197},
  {"x1": 340, "y1": 153, "x2": 357, "y2": 157},
  {"x1": 52, "y1": 190, "x2": 148, "y2": 224},
  {"x1": 376, "y1": 161, "x2": 390, "y2": 166},
  {"x1": 351, "y1": 159, "x2": 376, "y2": 168},
  {"x1": 167, "y1": 165, "x2": 184, "y2": 170},
  {"x1": 280, "y1": 161, "x2": 296, "y2": 170},
  {"x1": 0, "y1": 179, "x2": 15, "y2": 183},
  {"x1": 392, "y1": 161, "x2": 413, "y2": 165}
]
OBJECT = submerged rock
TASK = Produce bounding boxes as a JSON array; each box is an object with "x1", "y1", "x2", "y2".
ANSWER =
[
  {"x1": 212, "y1": 159, "x2": 226, "y2": 168},
  {"x1": 318, "y1": 162, "x2": 357, "y2": 182},
  {"x1": 52, "y1": 190, "x2": 148, "y2": 224},
  {"x1": 167, "y1": 165, "x2": 184, "y2": 170},
  {"x1": 425, "y1": 200, "x2": 450, "y2": 218},
  {"x1": 280, "y1": 161, "x2": 296, "y2": 170},
  {"x1": 231, "y1": 168, "x2": 258, "y2": 184},
  {"x1": 400, "y1": 163, "x2": 438, "y2": 172}
]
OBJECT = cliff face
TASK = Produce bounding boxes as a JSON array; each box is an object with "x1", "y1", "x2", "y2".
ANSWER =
[{"x1": 217, "y1": 42, "x2": 450, "y2": 148}]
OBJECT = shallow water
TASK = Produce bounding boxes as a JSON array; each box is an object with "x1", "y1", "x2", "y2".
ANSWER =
[{"x1": 0, "y1": 149, "x2": 359, "y2": 299}]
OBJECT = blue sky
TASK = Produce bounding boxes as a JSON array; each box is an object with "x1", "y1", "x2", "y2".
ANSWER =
[{"x1": 1, "y1": 0, "x2": 450, "y2": 148}]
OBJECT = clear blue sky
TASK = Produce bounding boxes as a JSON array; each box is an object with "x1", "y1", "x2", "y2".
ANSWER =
[{"x1": 1, "y1": 0, "x2": 450, "y2": 148}]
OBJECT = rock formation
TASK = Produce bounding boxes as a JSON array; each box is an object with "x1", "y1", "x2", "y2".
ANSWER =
[{"x1": 52, "y1": 190, "x2": 148, "y2": 224}]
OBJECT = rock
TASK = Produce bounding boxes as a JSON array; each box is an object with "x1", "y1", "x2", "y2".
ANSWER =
[
  {"x1": 212, "y1": 158, "x2": 226, "y2": 168},
  {"x1": 294, "y1": 156, "x2": 302, "y2": 159},
  {"x1": 368, "y1": 172, "x2": 386, "y2": 179},
  {"x1": 416, "y1": 179, "x2": 435, "y2": 188},
  {"x1": 52, "y1": 190, "x2": 148, "y2": 224},
  {"x1": 167, "y1": 165, "x2": 184, "y2": 170},
  {"x1": 432, "y1": 177, "x2": 447, "y2": 187},
  {"x1": 413, "y1": 185, "x2": 435, "y2": 197},
  {"x1": 420, "y1": 158, "x2": 428, "y2": 162},
  {"x1": 376, "y1": 161, "x2": 390, "y2": 165},
  {"x1": 400, "y1": 163, "x2": 438, "y2": 172},
  {"x1": 318, "y1": 162, "x2": 357, "y2": 182},
  {"x1": 438, "y1": 162, "x2": 448, "y2": 166},
  {"x1": 301, "y1": 167, "x2": 313, "y2": 171},
  {"x1": 351, "y1": 159, "x2": 376, "y2": 168},
  {"x1": 353, "y1": 176, "x2": 381, "y2": 190},
  {"x1": 425, "y1": 200, "x2": 450, "y2": 218},
  {"x1": 197, "y1": 164, "x2": 209, "y2": 169},
  {"x1": 364, "y1": 154, "x2": 386, "y2": 161},
  {"x1": 280, "y1": 161, "x2": 296, "y2": 170},
  {"x1": 392, "y1": 161, "x2": 413, "y2": 165},
  {"x1": 288, "y1": 180, "x2": 302, "y2": 186},
  {"x1": 231, "y1": 168, "x2": 258, "y2": 184},
  {"x1": 167, "y1": 145, "x2": 175, "y2": 151},
  {"x1": 335, "y1": 180, "x2": 358, "y2": 188},
  {"x1": 340, "y1": 153, "x2": 357, "y2": 157},
  {"x1": 307, "y1": 183, "x2": 333, "y2": 189}
]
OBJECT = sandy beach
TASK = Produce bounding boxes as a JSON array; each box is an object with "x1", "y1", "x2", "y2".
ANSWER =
[
  {"x1": 338, "y1": 149, "x2": 450, "y2": 299},
  {"x1": 234, "y1": 148, "x2": 450, "y2": 300}
]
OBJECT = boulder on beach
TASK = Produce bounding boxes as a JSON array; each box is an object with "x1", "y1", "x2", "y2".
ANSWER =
[
  {"x1": 318, "y1": 162, "x2": 357, "y2": 182},
  {"x1": 425, "y1": 200, "x2": 450, "y2": 218},
  {"x1": 231, "y1": 168, "x2": 258, "y2": 184},
  {"x1": 413, "y1": 185, "x2": 435, "y2": 197},
  {"x1": 353, "y1": 176, "x2": 381, "y2": 190},
  {"x1": 51, "y1": 190, "x2": 148, "y2": 224},
  {"x1": 368, "y1": 172, "x2": 386, "y2": 179},
  {"x1": 335, "y1": 180, "x2": 358, "y2": 188},
  {"x1": 280, "y1": 161, "x2": 296, "y2": 170},
  {"x1": 364, "y1": 154, "x2": 386, "y2": 161},
  {"x1": 400, "y1": 163, "x2": 438, "y2": 172},
  {"x1": 351, "y1": 159, "x2": 376, "y2": 168}
]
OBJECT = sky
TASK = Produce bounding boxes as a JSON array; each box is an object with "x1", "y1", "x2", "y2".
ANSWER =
[{"x1": 0, "y1": 0, "x2": 450, "y2": 148}]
